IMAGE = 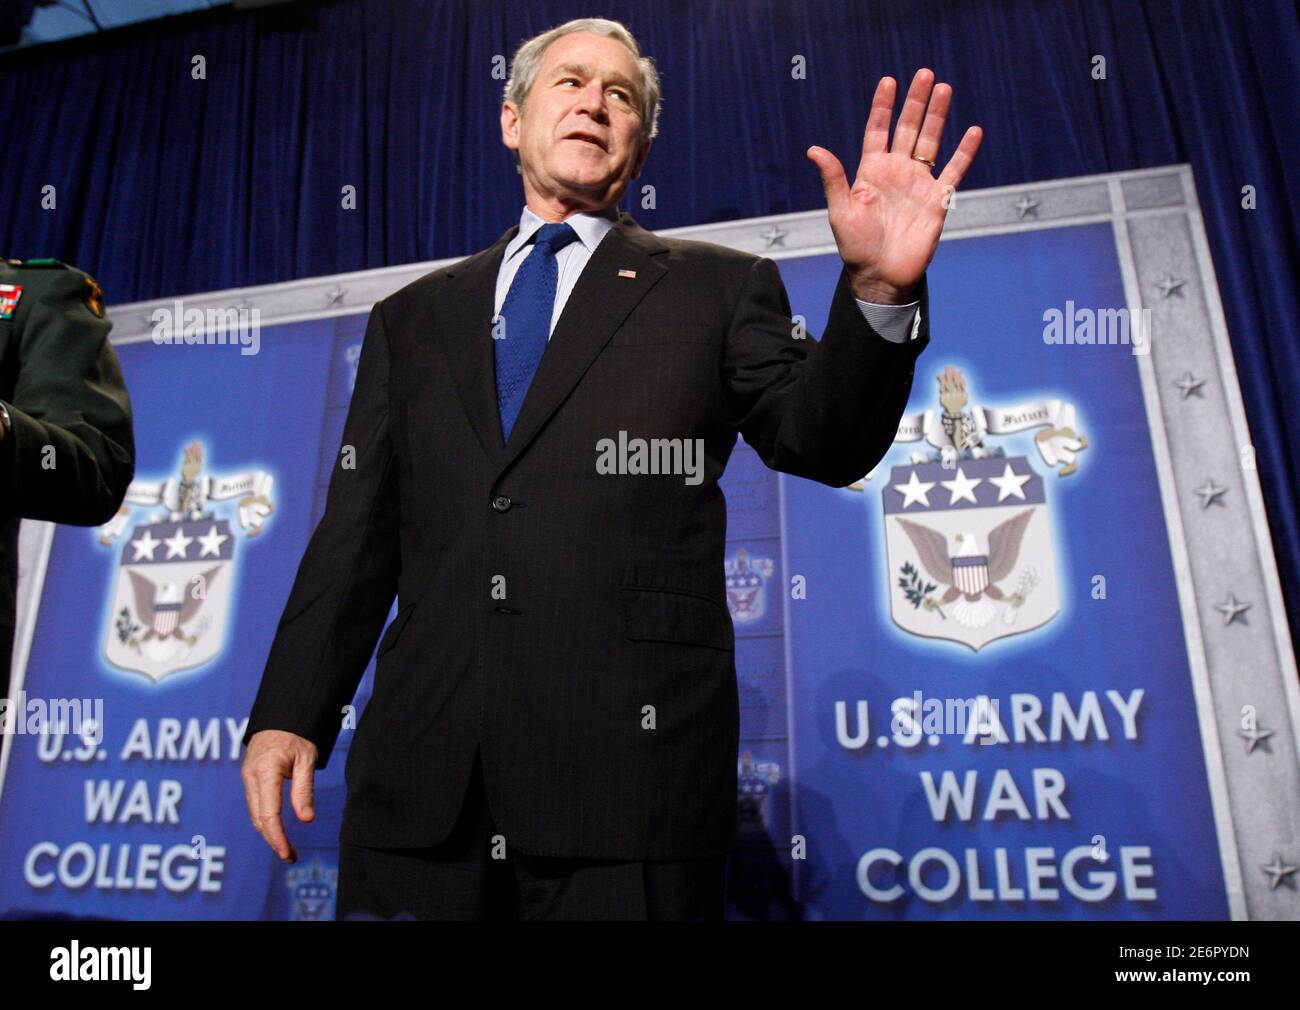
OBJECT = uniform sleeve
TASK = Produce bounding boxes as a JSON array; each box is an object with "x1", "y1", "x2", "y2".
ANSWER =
[{"x1": 0, "y1": 268, "x2": 135, "y2": 525}]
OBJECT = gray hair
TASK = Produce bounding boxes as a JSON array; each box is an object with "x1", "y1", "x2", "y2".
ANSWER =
[{"x1": 503, "y1": 17, "x2": 662, "y2": 150}]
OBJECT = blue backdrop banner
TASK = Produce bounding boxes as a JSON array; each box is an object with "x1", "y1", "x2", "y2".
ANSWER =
[{"x1": 1, "y1": 167, "x2": 1295, "y2": 920}]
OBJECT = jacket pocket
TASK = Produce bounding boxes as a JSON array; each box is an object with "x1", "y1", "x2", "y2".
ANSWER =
[
  {"x1": 620, "y1": 586, "x2": 734, "y2": 651},
  {"x1": 375, "y1": 601, "x2": 418, "y2": 658}
]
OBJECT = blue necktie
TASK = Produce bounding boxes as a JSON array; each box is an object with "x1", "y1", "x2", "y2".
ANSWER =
[{"x1": 495, "y1": 221, "x2": 582, "y2": 442}]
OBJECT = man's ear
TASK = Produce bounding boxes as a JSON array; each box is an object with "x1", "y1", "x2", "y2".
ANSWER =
[{"x1": 501, "y1": 101, "x2": 521, "y2": 153}]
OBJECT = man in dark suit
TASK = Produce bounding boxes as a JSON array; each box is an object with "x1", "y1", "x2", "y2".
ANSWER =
[
  {"x1": 242, "y1": 17, "x2": 982, "y2": 920},
  {"x1": 1, "y1": 258, "x2": 135, "y2": 707}
]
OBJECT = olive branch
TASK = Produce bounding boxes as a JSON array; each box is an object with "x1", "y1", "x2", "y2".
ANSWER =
[{"x1": 898, "y1": 562, "x2": 946, "y2": 619}]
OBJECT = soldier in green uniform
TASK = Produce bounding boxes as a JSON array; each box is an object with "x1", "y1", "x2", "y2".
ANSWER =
[{"x1": 0, "y1": 258, "x2": 135, "y2": 701}]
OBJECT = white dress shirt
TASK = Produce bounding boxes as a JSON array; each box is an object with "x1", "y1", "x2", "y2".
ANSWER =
[{"x1": 494, "y1": 205, "x2": 922, "y2": 343}]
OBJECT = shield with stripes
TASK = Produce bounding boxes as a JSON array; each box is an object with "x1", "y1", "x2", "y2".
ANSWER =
[
  {"x1": 104, "y1": 518, "x2": 235, "y2": 683},
  {"x1": 952, "y1": 555, "x2": 991, "y2": 596}
]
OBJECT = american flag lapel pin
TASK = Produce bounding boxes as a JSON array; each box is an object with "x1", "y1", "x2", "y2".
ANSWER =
[{"x1": 618, "y1": 268, "x2": 637, "y2": 279}]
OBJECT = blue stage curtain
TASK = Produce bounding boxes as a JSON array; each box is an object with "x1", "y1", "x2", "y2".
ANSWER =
[{"x1": 1, "y1": 0, "x2": 1296, "y2": 641}]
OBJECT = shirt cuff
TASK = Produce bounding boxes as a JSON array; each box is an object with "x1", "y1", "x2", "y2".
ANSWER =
[{"x1": 854, "y1": 297, "x2": 922, "y2": 343}]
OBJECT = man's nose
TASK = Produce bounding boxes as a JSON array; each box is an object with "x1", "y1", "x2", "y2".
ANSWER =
[{"x1": 573, "y1": 82, "x2": 609, "y2": 120}]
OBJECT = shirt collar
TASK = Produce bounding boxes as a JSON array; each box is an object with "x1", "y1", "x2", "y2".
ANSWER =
[{"x1": 504, "y1": 204, "x2": 620, "y2": 264}]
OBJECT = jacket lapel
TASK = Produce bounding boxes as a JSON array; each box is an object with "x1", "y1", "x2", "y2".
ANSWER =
[
  {"x1": 437, "y1": 225, "x2": 516, "y2": 467},
  {"x1": 437, "y1": 212, "x2": 671, "y2": 476}
]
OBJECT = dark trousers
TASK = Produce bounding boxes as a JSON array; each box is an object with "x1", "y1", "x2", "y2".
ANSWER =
[{"x1": 336, "y1": 748, "x2": 727, "y2": 921}]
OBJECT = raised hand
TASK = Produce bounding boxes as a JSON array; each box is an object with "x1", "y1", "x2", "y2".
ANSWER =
[
  {"x1": 807, "y1": 69, "x2": 983, "y2": 304},
  {"x1": 938, "y1": 364, "x2": 968, "y2": 414}
]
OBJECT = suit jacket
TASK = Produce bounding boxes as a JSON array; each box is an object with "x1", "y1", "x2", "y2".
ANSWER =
[
  {"x1": 243, "y1": 211, "x2": 930, "y2": 860},
  {"x1": 0, "y1": 260, "x2": 135, "y2": 699}
]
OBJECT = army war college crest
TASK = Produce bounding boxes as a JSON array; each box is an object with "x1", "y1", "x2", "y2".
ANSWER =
[
  {"x1": 97, "y1": 441, "x2": 275, "y2": 682},
  {"x1": 868, "y1": 366, "x2": 1089, "y2": 651}
]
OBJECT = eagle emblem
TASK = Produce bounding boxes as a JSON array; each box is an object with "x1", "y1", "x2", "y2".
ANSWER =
[
  {"x1": 896, "y1": 509, "x2": 1034, "y2": 629},
  {"x1": 99, "y1": 442, "x2": 274, "y2": 683},
  {"x1": 725, "y1": 546, "x2": 775, "y2": 625},
  {"x1": 883, "y1": 456, "x2": 1061, "y2": 651},
  {"x1": 126, "y1": 566, "x2": 223, "y2": 644}
]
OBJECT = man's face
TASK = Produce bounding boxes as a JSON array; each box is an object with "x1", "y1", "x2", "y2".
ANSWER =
[{"x1": 502, "y1": 31, "x2": 651, "y2": 214}]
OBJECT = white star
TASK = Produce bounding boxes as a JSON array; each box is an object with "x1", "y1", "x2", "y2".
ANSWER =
[
  {"x1": 1155, "y1": 274, "x2": 1186, "y2": 299},
  {"x1": 893, "y1": 471, "x2": 936, "y2": 508},
  {"x1": 163, "y1": 527, "x2": 195, "y2": 560},
  {"x1": 759, "y1": 224, "x2": 787, "y2": 248},
  {"x1": 1013, "y1": 195, "x2": 1039, "y2": 218},
  {"x1": 1174, "y1": 372, "x2": 1206, "y2": 399},
  {"x1": 130, "y1": 530, "x2": 161, "y2": 562},
  {"x1": 197, "y1": 525, "x2": 229, "y2": 558},
  {"x1": 988, "y1": 462, "x2": 1032, "y2": 502},
  {"x1": 1260, "y1": 853, "x2": 1298, "y2": 890},
  {"x1": 940, "y1": 466, "x2": 983, "y2": 505},
  {"x1": 1194, "y1": 479, "x2": 1228, "y2": 508},
  {"x1": 1214, "y1": 593, "x2": 1250, "y2": 625},
  {"x1": 1239, "y1": 723, "x2": 1274, "y2": 754}
]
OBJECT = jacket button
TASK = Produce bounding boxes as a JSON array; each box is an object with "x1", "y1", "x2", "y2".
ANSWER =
[{"x1": 492, "y1": 494, "x2": 512, "y2": 513}]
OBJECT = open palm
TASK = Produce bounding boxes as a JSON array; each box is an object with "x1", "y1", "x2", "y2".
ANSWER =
[{"x1": 808, "y1": 70, "x2": 983, "y2": 303}]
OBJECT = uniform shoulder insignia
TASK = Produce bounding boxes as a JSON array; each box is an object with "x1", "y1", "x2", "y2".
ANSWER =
[
  {"x1": 83, "y1": 275, "x2": 106, "y2": 318},
  {"x1": 4, "y1": 257, "x2": 72, "y2": 269},
  {"x1": 26, "y1": 258, "x2": 70, "y2": 268},
  {"x1": 0, "y1": 282, "x2": 21, "y2": 319},
  {"x1": 1, "y1": 259, "x2": 105, "y2": 317}
]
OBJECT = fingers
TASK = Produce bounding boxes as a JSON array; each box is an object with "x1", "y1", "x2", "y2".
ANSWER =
[
  {"x1": 911, "y1": 82, "x2": 952, "y2": 165},
  {"x1": 860, "y1": 76, "x2": 897, "y2": 161},
  {"x1": 243, "y1": 744, "x2": 298, "y2": 862},
  {"x1": 257, "y1": 768, "x2": 295, "y2": 861},
  {"x1": 889, "y1": 68, "x2": 935, "y2": 157},
  {"x1": 291, "y1": 748, "x2": 316, "y2": 823},
  {"x1": 937, "y1": 124, "x2": 984, "y2": 191},
  {"x1": 240, "y1": 761, "x2": 261, "y2": 840},
  {"x1": 806, "y1": 145, "x2": 851, "y2": 217},
  {"x1": 849, "y1": 69, "x2": 982, "y2": 194}
]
